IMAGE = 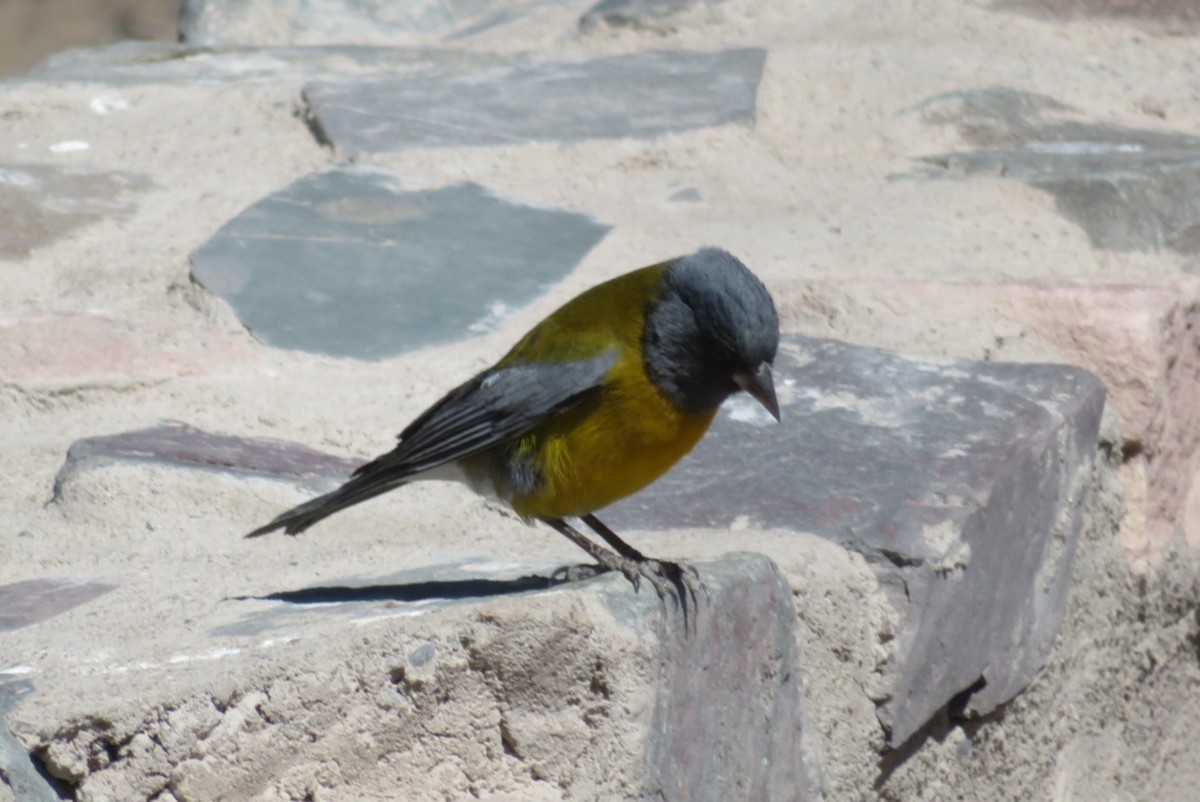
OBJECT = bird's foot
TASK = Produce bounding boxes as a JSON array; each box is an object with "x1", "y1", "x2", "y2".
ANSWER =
[
  {"x1": 608, "y1": 556, "x2": 706, "y2": 625},
  {"x1": 553, "y1": 554, "x2": 705, "y2": 611}
]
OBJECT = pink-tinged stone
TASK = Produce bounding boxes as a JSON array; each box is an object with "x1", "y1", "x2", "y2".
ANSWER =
[
  {"x1": 0, "y1": 313, "x2": 255, "y2": 390},
  {"x1": 0, "y1": 579, "x2": 117, "y2": 632},
  {"x1": 781, "y1": 277, "x2": 1200, "y2": 564},
  {"x1": 0, "y1": 164, "x2": 149, "y2": 259}
]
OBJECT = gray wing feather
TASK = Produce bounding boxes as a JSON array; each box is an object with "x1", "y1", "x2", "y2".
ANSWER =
[
  {"x1": 247, "y1": 351, "x2": 616, "y2": 538},
  {"x1": 359, "y1": 350, "x2": 617, "y2": 480}
]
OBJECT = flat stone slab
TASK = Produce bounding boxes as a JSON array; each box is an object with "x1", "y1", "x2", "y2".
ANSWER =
[
  {"x1": 45, "y1": 335, "x2": 1106, "y2": 747},
  {"x1": 51, "y1": 421, "x2": 362, "y2": 503},
  {"x1": 0, "y1": 164, "x2": 149, "y2": 259},
  {"x1": 189, "y1": 166, "x2": 610, "y2": 359},
  {"x1": 0, "y1": 580, "x2": 116, "y2": 633},
  {"x1": 910, "y1": 86, "x2": 1200, "y2": 260},
  {"x1": 4, "y1": 555, "x2": 808, "y2": 802},
  {"x1": 612, "y1": 335, "x2": 1105, "y2": 744},
  {"x1": 302, "y1": 48, "x2": 767, "y2": 154}
]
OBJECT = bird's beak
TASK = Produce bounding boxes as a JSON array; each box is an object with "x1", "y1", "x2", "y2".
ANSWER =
[{"x1": 733, "y1": 362, "x2": 781, "y2": 422}]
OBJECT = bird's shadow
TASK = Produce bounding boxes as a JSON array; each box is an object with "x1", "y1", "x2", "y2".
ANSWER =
[{"x1": 233, "y1": 564, "x2": 605, "y2": 606}]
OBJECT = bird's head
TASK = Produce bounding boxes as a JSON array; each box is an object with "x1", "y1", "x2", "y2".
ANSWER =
[{"x1": 643, "y1": 248, "x2": 781, "y2": 420}]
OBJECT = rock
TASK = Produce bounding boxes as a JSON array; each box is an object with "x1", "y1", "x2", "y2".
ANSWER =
[
  {"x1": 303, "y1": 48, "x2": 767, "y2": 154},
  {"x1": 43, "y1": 334, "x2": 1106, "y2": 748},
  {"x1": 1, "y1": 680, "x2": 59, "y2": 802},
  {"x1": 910, "y1": 86, "x2": 1200, "y2": 262},
  {"x1": 778, "y1": 277, "x2": 1200, "y2": 562},
  {"x1": 0, "y1": 313, "x2": 254, "y2": 393},
  {"x1": 0, "y1": 164, "x2": 148, "y2": 259},
  {"x1": 50, "y1": 421, "x2": 363, "y2": 503},
  {"x1": 0, "y1": 580, "x2": 117, "y2": 632},
  {"x1": 606, "y1": 335, "x2": 1105, "y2": 744},
  {"x1": 189, "y1": 166, "x2": 610, "y2": 359},
  {"x1": 7, "y1": 555, "x2": 808, "y2": 801}
]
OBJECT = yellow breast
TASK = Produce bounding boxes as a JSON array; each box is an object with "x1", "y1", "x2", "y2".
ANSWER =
[{"x1": 509, "y1": 355, "x2": 717, "y2": 520}]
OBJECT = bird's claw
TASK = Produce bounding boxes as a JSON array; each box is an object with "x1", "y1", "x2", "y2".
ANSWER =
[
  {"x1": 622, "y1": 557, "x2": 706, "y2": 621},
  {"x1": 553, "y1": 552, "x2": 707, "y2": 629}
]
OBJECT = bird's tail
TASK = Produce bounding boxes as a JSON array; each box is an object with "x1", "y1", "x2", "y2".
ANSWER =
[{"x1": 246, "y1": 476, "x2": 406, "y2": 538}]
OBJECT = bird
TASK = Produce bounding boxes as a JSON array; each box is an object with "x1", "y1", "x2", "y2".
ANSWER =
[{"x1": 248, "y1": 247, "x2": 780, "y2": 605}]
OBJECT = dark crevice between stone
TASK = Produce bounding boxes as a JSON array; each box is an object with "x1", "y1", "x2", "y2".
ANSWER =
[
  {"x1": 877, "y1": 549, "x2": 924, "y2": 570},
  {"x1": 296, "y1": 90, "x2": 334, "y2": 151},
  {"x1": 1190, "y1": 607, "x2": 1200, "y2": 670},
  {"x1": 875, "y1": 674, "x2": 989, "y2": 787},
  {"x1": 498, "y1": 716, "x2": 522, "y2": 760},
  {"x1": 1121, "y1": 439, "x2": 1145, "y2": 462},
  {"x1": 947, "y1": 674, "x2": 989, "y2": 718}
]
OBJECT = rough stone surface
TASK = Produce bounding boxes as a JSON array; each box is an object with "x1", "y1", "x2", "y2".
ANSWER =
[
  {"x1": 609, "y1": 335, "x2": 1105, "y2": 743},
  {"x1": 5, "y1": 555, "x2": 807, "y2": 802},
  {"x1": 43, "y1": 334, "x2": 1106, "y2": 749},
  {"x1": 190, "y1": 166, "x2": 610, "y2": 358},
  {"x1": 912, "y1": 87, "x2": 1200, "y2": 262},
  {"x1": 780, "y1": 277, "x2": 1200, "y2": 563},
  {"x1": 303, "y1": 48, "x2": 767, "y2": 154},
  {"x1": 1, "y1": 680, "x2": 58, "y2": 802},
  {"x1": 5, "y1": 0, "x2": 1199, "y2": 799},
  {"x1": 0, "y1": 164, "x2": 148, "y2": 259}
]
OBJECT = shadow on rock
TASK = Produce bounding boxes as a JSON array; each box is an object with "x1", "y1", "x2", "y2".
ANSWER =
[{"x1": 245, "y1": 573, "x2": 578, "y2": 605}]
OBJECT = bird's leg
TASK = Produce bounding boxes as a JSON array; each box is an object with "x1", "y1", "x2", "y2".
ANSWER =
[
  {"x1": 543, "y1": 517, "x2": 644, "y2": 590},
  {"x1": 579, "y1": 513, "x2": 647, "y2": 560},
  {"x1": 579, "y1": 514, "x2": 706, "y2": 611}
]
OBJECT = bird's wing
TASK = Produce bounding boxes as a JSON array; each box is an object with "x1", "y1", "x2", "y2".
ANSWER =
[{"x1": 352, "y1": 349, "x2": 618, "y2": 482}]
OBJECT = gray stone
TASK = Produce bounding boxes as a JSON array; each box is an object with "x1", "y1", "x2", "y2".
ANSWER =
[
  {"x1": 177, "y1": 0, "x2": 580, "y2": 46},
  {"x1": 189, "y1": 166, "x2": 610, "y2": 359},
  {"x1": 303, "y1": 48, "x2": 767, "y2": 154},
  {"x1": 910, "y1": 87, "x2": 1200, "y2": 260},
  {"x1": 10, "y1": 555, "x2": 809, "y2": 801},
  {"x1": 0, "y1": 164, "x2": 149, "y2": 259},
  {"x1": 2, "y1": 679, "x2": 60, "y2": 802},
  {"x1": 0, "y1": 580, "x2": 117, "y2": 632},
  {"x1": 611, "y1": 335, "x2": 1106, "y2": 744}
]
